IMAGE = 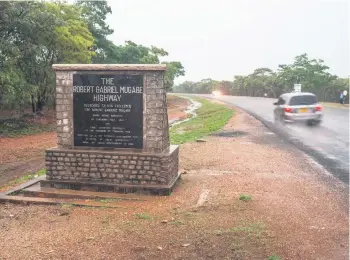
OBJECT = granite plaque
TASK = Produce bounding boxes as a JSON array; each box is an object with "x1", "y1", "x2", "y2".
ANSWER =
[{"x1": 73, "y1": 74, "x2": 143, "y2": 148}]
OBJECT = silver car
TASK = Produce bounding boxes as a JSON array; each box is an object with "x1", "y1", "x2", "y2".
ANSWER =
[{"x1": 273, "y1": 92, "x2": 323, "y2": 126}]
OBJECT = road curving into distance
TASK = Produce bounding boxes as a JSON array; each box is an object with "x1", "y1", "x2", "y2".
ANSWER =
[{"x1": 189, "y1": 94, "x2": 349, "y2": 184}]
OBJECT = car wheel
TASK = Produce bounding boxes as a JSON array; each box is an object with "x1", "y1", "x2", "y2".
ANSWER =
[
  {"x1": 307, "y1": 120, "x2": 320, "y2": 126},
  {"x1": 313, "y1": 120, "x2": 321, "y2": 126},
  {"x1": 279, "y1": 115, "x2": 286, "y2": 125}
]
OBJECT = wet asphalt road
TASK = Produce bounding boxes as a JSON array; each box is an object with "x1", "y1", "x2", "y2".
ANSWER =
[{"x1": 196, "y1": 95, "x2": 349, "y2": 184}]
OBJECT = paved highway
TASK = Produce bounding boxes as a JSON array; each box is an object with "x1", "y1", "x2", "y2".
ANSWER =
[{"x1": 197, "y1": 95, "x2": 349, "y2": 183}]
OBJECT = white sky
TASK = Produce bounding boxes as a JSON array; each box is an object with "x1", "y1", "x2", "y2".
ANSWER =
[{"x1": 106, "y1": 0, "x2": 349, "y2": 83}]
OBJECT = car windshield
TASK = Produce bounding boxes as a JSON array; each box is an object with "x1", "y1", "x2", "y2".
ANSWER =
[{"x1": 289, "y1": 95, "x2": 318, "y2": 106}]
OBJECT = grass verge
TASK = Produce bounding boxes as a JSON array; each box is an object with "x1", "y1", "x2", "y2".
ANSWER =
[
  {"x1": 0, "y1": 168, "x2": 46, "y2": 190},
  {"x1": 321, "y1": 102, "x2": 349, "y2": 108},
  {"x1": 0, "y1": 118, "x2": 55, "y2": 137},
  {"x1": 170, "y1": 97, "x2": 233, "y2": 144}
]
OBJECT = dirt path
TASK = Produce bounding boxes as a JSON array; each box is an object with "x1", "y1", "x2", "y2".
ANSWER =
[{"x1": 0, "y1": 108, "x2": 348, "y2": 260}]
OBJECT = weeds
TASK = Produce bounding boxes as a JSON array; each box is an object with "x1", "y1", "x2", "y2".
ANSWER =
[
  {"x1": 239, "y1": 194, "x2": 252, "y2": 201},
  {"x1": 231, "y1": 222, "x2": 265, "y2": 238},
  {"x1": 99, "y1": 198, "x2": 120, "y2": 203},
  {"x1": 268, "y1": 255, "x2": 281, "y2": 260},
  {"x1": 135, "y1": 213, "x2": 152, "y2": 220},
  {"x1": 0, "y1": 168, "x2": 46, "y2": 190},
  {"x1": 61, "y1": 203, "x2": 74, "y2": 209},
  {"x1": 0, "y1": 118, "x2": 54, "y2": 137},
  {"x1": 168, "y1": 220, "x2": 185, "y2": 226}
]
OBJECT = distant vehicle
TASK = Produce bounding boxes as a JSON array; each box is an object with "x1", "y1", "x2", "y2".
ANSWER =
[
  {"x1": 212, "y1": 90, "x2": 222, "y2": 96},
  {"x1": 273, "y1": 92, "x2": 323, "y2": 126}
]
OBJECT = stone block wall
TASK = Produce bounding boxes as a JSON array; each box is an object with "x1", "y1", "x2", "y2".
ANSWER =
[
  {"x1": 53, "y1": 65, "x2": 170, "y2": 153},
  {"x1": 56, "y1": 71, "x2": 73, "y2": 148},
  {"x1": 45, "y1": 146, "x2": 179, "y2": 186},
  {"x1": 144, "y1": 72, "x2": 170, "y2": 153}
]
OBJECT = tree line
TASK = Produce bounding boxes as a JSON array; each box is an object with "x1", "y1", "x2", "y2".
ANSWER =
[
  {"x1": 0, "y1": 1, "x2": 185, "y2": 112},
  {"x1": 173, "y1": 54, "x2": 348, "y2": 103}
]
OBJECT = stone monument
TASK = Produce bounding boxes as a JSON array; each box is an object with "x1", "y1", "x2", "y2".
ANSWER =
[{"x1": 42, "y1": 64, "x2": 180, "y2": 195}]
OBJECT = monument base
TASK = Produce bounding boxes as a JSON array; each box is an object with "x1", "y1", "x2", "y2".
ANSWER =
[{"x1": 44, "y1": 145, "x2": 179, "y2": 195}]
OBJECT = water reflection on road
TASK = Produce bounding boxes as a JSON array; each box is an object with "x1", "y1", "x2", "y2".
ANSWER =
[{"x1": 195, "y1": 94, "x2": 349, "y2": 183}]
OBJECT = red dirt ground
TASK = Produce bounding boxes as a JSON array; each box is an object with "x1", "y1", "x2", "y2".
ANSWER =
[{"x1": 0, "y1": 107, "x2": 348, "y2": 260}]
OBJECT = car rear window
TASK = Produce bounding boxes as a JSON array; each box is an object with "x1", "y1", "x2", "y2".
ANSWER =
[{"x1": 289, "y1": 95, "x2": 317, "y2": 106}]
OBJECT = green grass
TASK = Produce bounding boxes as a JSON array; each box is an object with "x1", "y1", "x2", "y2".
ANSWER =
[
  {"x1": 0, "y1": 118, "x2": 55, "y2": 137},
  {"x1": 230, "y1": 222, "x2": 265, "y2": 237},
  {"x1": 135, "y1": 213, "x2": 152, "y2": 220},
  {"x1": 99, "y1": 198, "x2": 120, "y2": 203},
  {"x1": 239, "y1": 194, "x2": 252, "y2": 201},
  {"x1": 61, "y1": 203, "x2": 74, "y2": 209},
  {"x1": 168, "y1": 220, "x2": 185, "y2": 226},
  {"x1": 170, "y1": 98, "x2": 233, "y2": 144},
  {"x1": 1, "y1": 168, "x2": 46, "y2": 190},
  {"x1": 268, "y1": 255, "x2": 282, "y2": 260}
]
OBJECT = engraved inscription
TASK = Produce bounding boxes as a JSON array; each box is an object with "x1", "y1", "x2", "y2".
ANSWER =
[{"x1": 73, "y1": 74, "x2": 143, "y2": 148}]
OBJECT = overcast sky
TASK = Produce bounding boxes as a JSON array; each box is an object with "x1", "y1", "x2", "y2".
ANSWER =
[{"x1": 106, "y1": 0, "x2": 349, "y2": 83}]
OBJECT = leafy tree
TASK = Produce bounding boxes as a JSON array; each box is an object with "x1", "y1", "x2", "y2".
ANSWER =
[
  {"x1": 162, "y1": 61, "x2": 185, "y2": 91},
  {"x1": 0, "y1": 1, "x2": 95, "y2": 111},
  {"x1": 0, "y1": 1, "x2": 185, "y2": 112},
  {"x1": 174, "y1": 53, "x2": 347, "y2": 102},
  {"x1": 76, "y1": 0, "x2": 114, "y2": 63}
]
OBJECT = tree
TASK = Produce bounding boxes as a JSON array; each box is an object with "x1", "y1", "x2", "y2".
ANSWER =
[
  {"x1": 162, "y1": 61, "x2": 185, "y2": 91},
  {"x1": 0, "y1": 1, "x2": 185, "y2": 111},
  {"x1": 0, "y1": 1, "x2": 95, "y2": 111},
  {"x1": 76, "y1": 0, "x2": 114, "y2": 63}
]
